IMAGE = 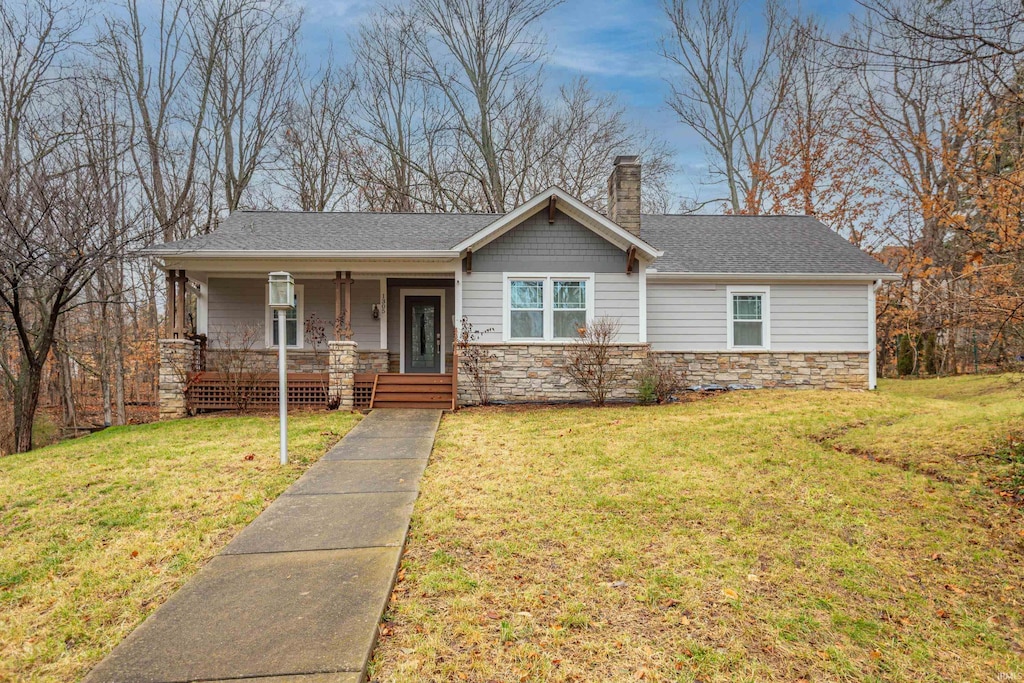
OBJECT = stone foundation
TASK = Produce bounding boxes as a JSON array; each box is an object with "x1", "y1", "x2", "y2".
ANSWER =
[
  {"x1": 205, "y1": 348, "x2": 326, "y2": 373},
  {"x1": 158, "y1": 339, "x2": 197, "y2": 420},
  {"x1": 651, "y1": 351, "x2": 870, "y2": 390},
  {"x1": 356, "y1": 350, "x2": 389, "y2": 374},
  {"x1": 457, "y1": 343, "x2": 649, "y2": 405},
  {"x1": 328, "y1": 341, "x2": 357, "y2": 410},
  {"x1": 456, "y1": 345, "x2": 870, "y2": 405}
]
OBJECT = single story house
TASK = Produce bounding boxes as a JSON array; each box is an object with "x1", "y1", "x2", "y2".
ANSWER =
[{"x1": 149, "y1": 156, "x2": 899, "y2": 416}]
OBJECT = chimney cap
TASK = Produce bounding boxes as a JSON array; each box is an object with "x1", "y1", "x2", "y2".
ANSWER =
[{"x1": 613, "y1": 155, "x2": 639, "y2": 166}]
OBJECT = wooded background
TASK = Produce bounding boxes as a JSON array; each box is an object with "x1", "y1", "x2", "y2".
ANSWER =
[{"x1": 1, "y1": 0, "x2": 1022, "y2": 453}]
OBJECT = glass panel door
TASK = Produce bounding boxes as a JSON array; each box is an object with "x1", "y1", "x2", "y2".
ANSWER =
[{"x1": 405, "y1": 296, "x2": 441, "y2": 373}]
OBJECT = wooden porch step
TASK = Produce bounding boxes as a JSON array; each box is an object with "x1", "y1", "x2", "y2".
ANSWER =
[
  {"x1": 372, "y1": 400, "x2": 452, "y2": 409},
  {"x1": 369, "y1": 373, "x2": 454, "y2": 409},
  {"x1": 375, "y1": 373, "x2": 452, "y2": 385},
  {"x1": 372, "y1": 392, "x2": 452, "y2": 402},
  {"x1": 372, "y1": 382, "x2": 448, "y2": 393}
]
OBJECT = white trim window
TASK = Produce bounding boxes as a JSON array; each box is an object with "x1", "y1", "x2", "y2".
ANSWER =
[
  {"x1": 504, "y1": 274, "x2": 594, "y2": 341},
  {"x1": 726, "y1": 285, "x2": 770, "y2": 350},
  {"x1": 266, "y1": 283, "x2": 304, "y2": 349}
]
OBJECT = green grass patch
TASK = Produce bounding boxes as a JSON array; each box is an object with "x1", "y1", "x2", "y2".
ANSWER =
[
  {"x1": 371, "y1": 375, "x2": 1024, "y2": 682},
  {"x1": 0, "y1": 410, "x2": 358, "y2": 682}
]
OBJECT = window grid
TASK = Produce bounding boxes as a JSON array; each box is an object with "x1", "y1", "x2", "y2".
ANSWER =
[
  {"x1": 505, "y1": 275, "x2": 593, "y2": 342},
  {"x1": 728, "y1": 289, "x2": 768, "y2": 349}
]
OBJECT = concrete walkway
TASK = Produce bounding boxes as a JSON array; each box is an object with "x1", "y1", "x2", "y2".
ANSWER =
[{"x1": 85, "y1": 409, "x2": 441, "y2": 683}]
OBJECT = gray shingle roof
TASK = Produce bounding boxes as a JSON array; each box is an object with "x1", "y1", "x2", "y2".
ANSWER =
[
  {"x1": 151, "y1": 210, "x2": 499, "y2": 252},
  {"x1": 150, "y1": 209, "x2": 894, "y2": 277},
  {"x1": 641, "y1": 214, "x2": 893, "y2": 275}
]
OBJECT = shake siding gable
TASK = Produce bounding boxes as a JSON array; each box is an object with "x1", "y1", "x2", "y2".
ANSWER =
[
  {"x1": 471, "y1": 209, "x2": 625, "y2": 273},
  {"x1": 462, "y1": 209, "x2": 641, "y2": 342}
]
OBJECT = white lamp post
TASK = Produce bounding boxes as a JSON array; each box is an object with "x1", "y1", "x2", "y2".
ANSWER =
[{"x1": 268, "y1": 272, "x2": 294, "y2": 465}]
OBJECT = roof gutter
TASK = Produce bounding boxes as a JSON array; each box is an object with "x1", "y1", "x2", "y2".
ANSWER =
[
  {"x1": 646, "y1": 271, "x2": 902, "y2": 282},
  {"x1": 141, "y1": 248, "x2": 461, "y2": 259}
]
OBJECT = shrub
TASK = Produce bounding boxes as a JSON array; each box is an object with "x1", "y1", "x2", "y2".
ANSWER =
[
  {"x1": 304, "y1": 313, "x2": 340, "y2": 409},
  {"x1": 455, "y1": 317, "x2": 496, "y2": 405},
  {"x1": 207, "y1": 325, "x2": 272, "y2": 412},
  {"x1": 635, "y1": 355, "x2": 680, "y2": 404},
  {"x1": 637, "y1": 377, "x2": 657, "y2": 405},
  {"x1": 565, "y1": 318, "x2": 621, "y2": 406}
]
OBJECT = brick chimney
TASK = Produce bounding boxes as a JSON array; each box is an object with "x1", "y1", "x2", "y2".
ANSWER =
[{"x1": 608, "y1": 155, "x2": 641, "y2": 236}]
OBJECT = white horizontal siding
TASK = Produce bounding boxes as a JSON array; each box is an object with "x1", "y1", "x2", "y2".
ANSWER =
[
  {"x1": 207, "y1": 278, "x2": 264, "y2": 347},
  {"x1": 207, "y1": 277, "x2": 381, "y2": 350},
  {"x1": 461, "y1": 272, "x2": 503, "y2": 342},
  {"x1": 461, "y1": 271, "x2": 640, "y2": 342},
  {"x1": 647, "y1": 283, "x2": 727, "y2": 350},
  {"x1": 595, "y1": 272, "x2": 639, "y2": 342},
  {"x1": 647, "y1": 281, "x2": 870, "y2": 351},
  {"x1": 771, "y1": 284, "x2": 868, "y2": 351}
]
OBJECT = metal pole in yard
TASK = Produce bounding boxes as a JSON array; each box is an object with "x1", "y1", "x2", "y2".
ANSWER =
[
  {"x1": 268, "y1": 271, "x2": 294, "y2": 466},
  {"x1": 278, "y1": 308, "x2": 288, "y2": 465}
]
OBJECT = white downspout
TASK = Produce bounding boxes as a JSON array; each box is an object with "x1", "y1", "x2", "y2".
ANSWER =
[{"x1": 868, "y1": 279, "x2": 881, "y2": 390}]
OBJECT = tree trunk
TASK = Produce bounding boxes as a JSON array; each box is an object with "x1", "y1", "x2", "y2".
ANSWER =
[
  {"x1": 54, "y1": 333, "x2": 77, "y2": 428},
  {"x1": 114, "y1": 332, "x2": 126, "y2": 426},
  {"x1": 12, "y1": 358, "x2": 44, "y2": 454}
]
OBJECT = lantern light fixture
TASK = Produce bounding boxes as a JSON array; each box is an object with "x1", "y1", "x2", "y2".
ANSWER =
[{"x1": 268, "y1": 271, "x2": 295, "y2": 310}]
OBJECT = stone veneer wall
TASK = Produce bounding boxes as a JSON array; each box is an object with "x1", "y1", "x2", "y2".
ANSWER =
[
  {"x1": 328, "y1": 341, "x2": 357, "y2": 410},
  {"x1": 651, "y1": 351, "x2": 870, "y2": 390},
  {"x1": 158, "y1": 339, "x2": 197, "y2": 420},
  {"x1": 205, "y1": 348, "x2": 326, "y2": 373},
  {"x1": 205, "y1": 347, "x2": 389, "y2": 375},
  {"x1": 457, "y1": 343, "x2": 648, "y2": 405},
  {"x1": 456, "y1": 345, "x2": 870, "y2": 405},
  {"x1": 356, "y1": 350, "x2": 389, "y2": 374}
]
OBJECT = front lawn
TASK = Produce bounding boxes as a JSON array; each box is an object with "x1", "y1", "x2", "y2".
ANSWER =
[
  {"x1": 0, "y1": 411, "x2": 359, "y2": 682},
  {"x1": 371, "y1": 376, "x2": 1024, "y2": 682}
]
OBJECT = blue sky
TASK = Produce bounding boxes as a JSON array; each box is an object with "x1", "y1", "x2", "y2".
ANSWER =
[{"x1": 300, "y1": 0, "x2": 864, "y2": 209}]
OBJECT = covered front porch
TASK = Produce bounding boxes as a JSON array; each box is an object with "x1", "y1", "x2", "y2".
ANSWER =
[{"x1": 160, "y1": 262, "x2": 463, "y2": 415}]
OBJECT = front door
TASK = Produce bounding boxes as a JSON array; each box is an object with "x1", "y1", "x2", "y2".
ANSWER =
[{"x1": 404, "y1": 296, "x2": 441, "y2": 373}]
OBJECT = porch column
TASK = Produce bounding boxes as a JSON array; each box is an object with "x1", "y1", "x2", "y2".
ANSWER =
[
  {"x1": 334, "y1": 271, "x2": 354, "y2": 341},
  {"x1": 165, "y1": 269, "x2": 189, "y2": 339},
  {"x1": 328, "y1": 340, "x2": 357, "y2": 410}
]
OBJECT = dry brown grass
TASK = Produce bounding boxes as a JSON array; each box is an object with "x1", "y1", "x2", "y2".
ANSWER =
[
  {"x1": 0, "y1": 410, "x2": 359, "y2": 682},
  {"x1": 371, "y1": 377, "x2": 1023, "y2": 682}
]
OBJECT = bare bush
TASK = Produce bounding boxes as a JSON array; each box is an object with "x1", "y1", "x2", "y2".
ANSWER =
[
  {"x1": 564, "y1": 318, "x2": 621, "y2": 406},
  {"x1": 304, "y1": 313, "x2": 340, "y2": 409},
  {"x1": 455, "y1": 317, "x2": 495, "y2": 405},
  {"x1": 207, "y1": 325, "x2": 271, "y2": 412},
  {"x1": 636, "y1": 355, "x2": 682, "y2": 404}
]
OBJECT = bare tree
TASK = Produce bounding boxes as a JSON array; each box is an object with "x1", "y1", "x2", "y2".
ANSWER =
[
  {"x1": 0, "y1": 1, "x2": 150, "y2": 452},
  {"x1": 661, "y1": 0, "x2": 803, "y2": 213},
  {"x1": 537, "y1": 79, "x2": 676, "y2": 213},
  {"x1": 410, "y1": 0, "x2": 562, "y2": 212},
  {"x1": 206, "y1": 0, "x2": 302, "y2": 211},
  {"x1": 278, "y1": 55, "x2": 355, "y2": 211},
  {"x1": 565, "y1": 318, "x2": 623, "y2": 406},
  {"x1": 102, "y1": 0, "x2": 223, "y2": 242}
]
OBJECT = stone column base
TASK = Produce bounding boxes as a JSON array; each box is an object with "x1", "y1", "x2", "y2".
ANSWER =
[
  {"x1": 159, "y1": 339, "x2": 197, "y2": 420},
  {"x1": 329, "y1": 341, "x2": 358, "y2": 410}
]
